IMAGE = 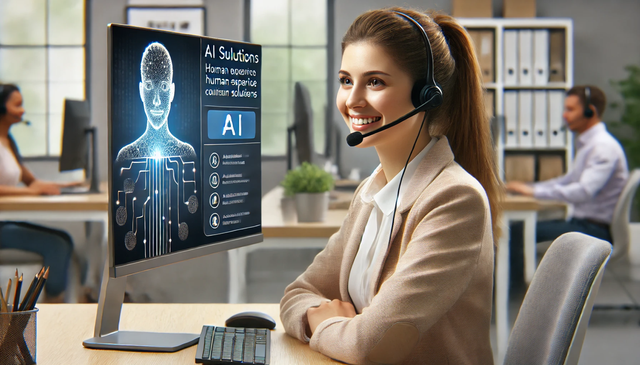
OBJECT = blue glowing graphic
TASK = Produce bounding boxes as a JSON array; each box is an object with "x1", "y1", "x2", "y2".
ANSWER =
[{"x1": 114, "y1": 42, "x2": 198, "y2": 258}]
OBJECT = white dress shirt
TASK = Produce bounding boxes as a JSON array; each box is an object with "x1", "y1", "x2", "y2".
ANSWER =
[
  {"x1": 348, "y1": 137, "x2": 437, "y2": 313},
  {"x1": 533, "y1": 122, "x2": 628, "y2": 224}
]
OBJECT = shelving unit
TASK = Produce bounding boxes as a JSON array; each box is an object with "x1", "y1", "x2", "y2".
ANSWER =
[{"x1": 459, "y1": 18, "x2": 574, "y2": 182}]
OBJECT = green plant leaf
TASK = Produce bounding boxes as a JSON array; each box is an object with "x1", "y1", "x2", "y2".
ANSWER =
[{"x1": 280, "y1": 162, "x2": 335, "y2": 195}]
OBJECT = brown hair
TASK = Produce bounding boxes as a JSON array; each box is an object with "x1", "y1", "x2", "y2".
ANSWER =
[
  {"x1": 567, "y1": 85, "x2": 607, "y2": 118},
  {"x1": 342, "y1": 8, "x2": 503, "y2": 243},
  {"x1": 0, "y1": 83, "x2": 20, "y2": 115}
]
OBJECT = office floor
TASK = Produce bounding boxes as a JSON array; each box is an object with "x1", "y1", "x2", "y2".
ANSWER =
[{"x1": 244, "y1": 248, "x2": 640, "y2": 365}]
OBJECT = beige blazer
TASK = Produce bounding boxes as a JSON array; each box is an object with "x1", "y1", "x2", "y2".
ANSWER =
[{"x1": 280, "y1": 137, "x2": 495, "y2": 365}]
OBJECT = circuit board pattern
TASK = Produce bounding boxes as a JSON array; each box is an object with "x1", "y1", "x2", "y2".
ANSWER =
[{"x1": 115, "y1": 156, "x2": 197, "y2": 258}]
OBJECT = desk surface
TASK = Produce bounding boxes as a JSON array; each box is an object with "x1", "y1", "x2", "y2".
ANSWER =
[
  {"x1": 0, "y1": 192, "x2": 108, "y2": 212},
  {"x1": 262, "y1": 187, "x2": 565, "y2": 238},
  {"x1": 36, "y1": 303, "x2": 339, "y2": 365}
]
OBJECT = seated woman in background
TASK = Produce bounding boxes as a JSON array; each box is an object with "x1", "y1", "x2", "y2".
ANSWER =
[
  {"x1": 0, "y1": 83, "x2": 75, "y2": 303},
  {"x1": 280, "y1": 7, "x2": 502, "y2": 364}
]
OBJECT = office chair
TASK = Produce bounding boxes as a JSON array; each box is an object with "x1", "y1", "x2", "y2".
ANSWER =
[
  {"x1": 504, "y1": 232, "x2": 611, "y2": 365},
  {"x1": 609, "y1": 168, "x2": 640, "y2": 261},
  {"x1": 0, "y1": 248, "x2": 43, "y2": 266}
]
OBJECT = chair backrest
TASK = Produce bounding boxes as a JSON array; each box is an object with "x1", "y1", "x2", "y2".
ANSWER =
[
  {"x1": 0, "y1": 248, "x2": 43, "y2": 265},
  {"x1": 610, "y1": 169, "x2": 640, "y2": 260},
  {"x1": 504, "y1": 232, "x2": 611, "y2": 365}
]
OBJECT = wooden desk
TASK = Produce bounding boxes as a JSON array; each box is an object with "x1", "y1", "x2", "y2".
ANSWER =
[
  {"x1": 0, "y1": 192, "x2": 109, "y2": 294},
  {"x1": 35, "y1": 303, "x2": 339, "y2": 364},
  {"x1": 0, "y1": 192, "x2": 108, "y2": 220}
]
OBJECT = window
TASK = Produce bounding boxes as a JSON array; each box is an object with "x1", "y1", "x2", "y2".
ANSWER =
[
  {"x1": 0, "y1": 0, "x2": 86, "y2": 157},
  {"x1": 249, "y1": 0, "x2": 327, "y2": 156}
]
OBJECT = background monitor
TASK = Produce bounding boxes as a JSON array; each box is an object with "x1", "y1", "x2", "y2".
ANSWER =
[
  {"x1": 84, "y1": 23, "x2": 263, "y2": 352},
  {"x1": 59, "y1": 98, "x2": 100, "y2": 192},
  {"x1": 287, "y1": 81, "x2": 314, "y2": 170}
]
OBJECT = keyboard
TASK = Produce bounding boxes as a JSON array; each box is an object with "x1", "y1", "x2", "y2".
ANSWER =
[
  {"x1": 59, "y1": 185, "x2": 91, "y2": 194},
  {"x1": 195, "y1": 325, "x2": 270, "y2": 365}
]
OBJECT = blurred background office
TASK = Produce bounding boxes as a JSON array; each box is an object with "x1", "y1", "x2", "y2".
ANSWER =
[{"x1": 1, "y1": 0, "x2": 639, "y2": 363}]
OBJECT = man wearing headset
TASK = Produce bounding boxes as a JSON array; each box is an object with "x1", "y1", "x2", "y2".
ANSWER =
[{"x1": 506, "y1": 85, "x2": 628, "y2": 245}]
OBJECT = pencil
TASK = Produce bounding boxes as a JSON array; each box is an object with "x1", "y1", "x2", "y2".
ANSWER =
[
  {"x1": 12, "y1": 273, "x2": 23, "y2": 312},
  {"x1": 19, "y1": 267, "x2": 44, "y2": 312},
  {"x1": 26, "y1": 267, "x2": 49, "y2": 311},
  {"x1": 6, "y1": 278, "x2": 12, "y2": 308},
  {"x1": 0, "y1": 286, "x2": 7, "y2": 312}
]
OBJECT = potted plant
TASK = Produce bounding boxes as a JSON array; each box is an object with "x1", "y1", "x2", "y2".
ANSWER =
[{"x1": 280, "y1": 162, "x2": 335, "y2": 222}]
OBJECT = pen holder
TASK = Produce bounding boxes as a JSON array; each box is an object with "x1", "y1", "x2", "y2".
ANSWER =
[{"x1": 0, "y1": 308, "x2": 37, "y2": 365}]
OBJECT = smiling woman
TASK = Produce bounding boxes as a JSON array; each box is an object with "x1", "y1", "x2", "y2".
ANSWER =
[{"x1": 280, "y1": 7, "x2": 503, "y2": 365}]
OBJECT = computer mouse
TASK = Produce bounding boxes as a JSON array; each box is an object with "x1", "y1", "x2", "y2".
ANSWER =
[{"x1": 225, "y1": 311, "x2": 276, "y2": 330}]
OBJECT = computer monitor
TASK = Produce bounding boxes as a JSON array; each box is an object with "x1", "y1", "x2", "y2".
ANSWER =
[
  {"x1": 286, "y1": 81, "x2": 314, "y2": 170},
  {"x1": 59, "y1": 98, "x2": 100, "y2": 192},
  {"x1": 83, "y1": 23, "x2": 263, "y2": 352}
]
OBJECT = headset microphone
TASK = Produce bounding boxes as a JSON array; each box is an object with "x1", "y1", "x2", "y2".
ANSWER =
[
  {"x1": 21, "y1": 120, "x2": 31, "y2": 126},
  {"x1": 346, "y1": 91, "x2": 443, "y2": 146}
]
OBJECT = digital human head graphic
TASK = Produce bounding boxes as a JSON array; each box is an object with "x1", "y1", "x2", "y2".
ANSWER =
[
  {"x1": 140, "y1": 42, "x2": 175, "y2": 130},
  {"x1": 115, "y1": 41, "x2": 196, "y2": 163}
]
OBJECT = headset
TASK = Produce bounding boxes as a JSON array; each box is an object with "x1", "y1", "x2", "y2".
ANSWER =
[
  {"x1": 583, "y1": 86, "x2": 594, "y2": 118},
  {"x1": 346, "y1": 11, "x2": 444, "y2": 147}
]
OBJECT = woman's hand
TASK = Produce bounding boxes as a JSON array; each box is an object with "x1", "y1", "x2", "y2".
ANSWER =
[
  {"x1": 307, "y1": 299, "x2": 356, "y2": 336},
  {"x1": 28, "y1": 180, "x2": 61, "y2": 195}
]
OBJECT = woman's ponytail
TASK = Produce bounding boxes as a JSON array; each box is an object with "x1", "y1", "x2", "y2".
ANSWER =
[{"x1": 430, "y1": 12, "x2": 504, "y2": 244}]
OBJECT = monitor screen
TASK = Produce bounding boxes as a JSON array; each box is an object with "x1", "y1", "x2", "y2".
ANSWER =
[
  {"x1": 59, "y1": 99, "x2": 90, "y2": 172},
  {"x1": 108, "y1": 24, "x2": 263, "y2": 277}
]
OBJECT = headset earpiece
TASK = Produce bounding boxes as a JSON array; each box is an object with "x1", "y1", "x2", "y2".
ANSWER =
[
  {"x1": 584, "y1": 86, "x2": 594, "y2": 118},
  {"x1": 411, "y1": 81, "x2": 443, "y2": 111},
  {"x1": 395, "y1": 11, "x2": 443, "y2": 113}
]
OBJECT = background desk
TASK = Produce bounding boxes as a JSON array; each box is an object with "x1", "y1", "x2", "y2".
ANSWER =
[
  {"x1": 227, "y1": 187, "x2": 345, "y2": 303},
  {"x1": 36, "y1": 303, "x2": 339, "y2": 364},
  {"x1": 0, "y1": 192, "x2": 109, "y2": 294}
]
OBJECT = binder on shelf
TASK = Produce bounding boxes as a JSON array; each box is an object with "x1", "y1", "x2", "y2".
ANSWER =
[
  {"x1": 533, "y1": 29, "x2": 549, "y2": 85},
  {"x1": 518, "y1": 29, "x2": 534, "y2": 85},
  {"x1": 548, "y1": 29, "x2": 566, "y2": 82},
  {"x1": 504, "y1": 30, "x2": 518, "y2": 86},
  {"x1": 504, "y1": 91, "x2": 518, "y2": 148},
  {"x1": 518, "y1": 90, "x2": 533, "y2": 148},
  {"x1": 532, "y1": 90, "x2": 548, "y2": 147},
  {"x1": 548, "y1": 90, "x2": 566, "y2": 147},
  {"x1": 504, "y1": 154, "x2": 535, "y2": 183},
  {"x1": 469, "y1": 30, "x2": 494, "y2": 83}
]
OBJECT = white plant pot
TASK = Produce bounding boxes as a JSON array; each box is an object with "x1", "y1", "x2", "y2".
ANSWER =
[
  {"x1": 280, "y1": 196, "x2": 297, "y2": 223},
  {"x1": 295, "y1": 192, "x2": 329, "y2": 222}
]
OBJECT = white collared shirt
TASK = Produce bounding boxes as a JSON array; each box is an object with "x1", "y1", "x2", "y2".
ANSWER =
[
  {"x1": 348, "y1": 137, "x2": 437, "y2": 313},
  {"x1": 533, "y1": 122, "x2": 628, "y2": 224}
]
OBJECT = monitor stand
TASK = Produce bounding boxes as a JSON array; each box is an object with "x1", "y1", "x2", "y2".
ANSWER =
[{"x1": 82, "y1": 262, "x2": 199, "y2": 352}]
